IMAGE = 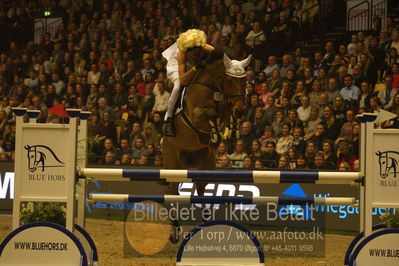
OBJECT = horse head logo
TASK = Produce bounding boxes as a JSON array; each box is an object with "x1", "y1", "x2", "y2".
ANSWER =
[
  {"x1": 376, "y1": 151, "x2": 399, "y2": 178},
  {"x1": 24, "y1": 145, "x2": 65, "y2": 173}
]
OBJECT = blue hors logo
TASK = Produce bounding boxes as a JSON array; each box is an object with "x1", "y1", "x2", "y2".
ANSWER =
[
  {"x1": 25, "y1": 145, "x2": 65, "y2": 172},
  {"x1": 376, "y1": 151, "x2": 399, "y2": 178}
]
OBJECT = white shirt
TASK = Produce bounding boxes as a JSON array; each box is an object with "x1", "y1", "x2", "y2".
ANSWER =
[{"x1": 153, "y1": 86, "x2": 170, "y2": 112}]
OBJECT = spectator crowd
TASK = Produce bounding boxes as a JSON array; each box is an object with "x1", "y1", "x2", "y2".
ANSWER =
[{"x1": 0, "y1": 0, "x2": 398, "y2": 171}]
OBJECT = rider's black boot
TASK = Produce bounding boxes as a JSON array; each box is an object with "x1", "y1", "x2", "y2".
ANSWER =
[{"x1": 164, "y1": 117, "x2": 176, "y2": 137}]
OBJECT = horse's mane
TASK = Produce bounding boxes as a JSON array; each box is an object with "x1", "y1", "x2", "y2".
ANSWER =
[{"x1": 205, "y1": 49, "x2": 224, "y2": 65}]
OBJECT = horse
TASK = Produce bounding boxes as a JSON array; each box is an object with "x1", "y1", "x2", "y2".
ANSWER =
[
  {"x1": 25, "y1": 145, "x2": 65, "y2": 172},
  {"x1": 162, "y1": 51, "x2": 251, "y2": 195},
  {"x1": 376, "y1": 151, "x2": 399, "y2": 178}
]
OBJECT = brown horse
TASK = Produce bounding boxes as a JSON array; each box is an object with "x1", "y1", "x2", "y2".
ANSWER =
[{"x1": 162, "y1": 51, "x2": 252, "y2": 195}]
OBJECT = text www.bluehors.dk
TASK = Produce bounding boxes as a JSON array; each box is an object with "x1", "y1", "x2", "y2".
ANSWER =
[{"x1": 14, "y1": 242, "x2": 68, "y2": 251}]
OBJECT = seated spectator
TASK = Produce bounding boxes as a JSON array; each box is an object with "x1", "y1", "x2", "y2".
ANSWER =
[
  {"x1": 249, "y1": 139, "x2": 264, "y2": 163},
  {"x1": 390, "y1": 63, "x2": 399, "y2": 89},
  {"x1": 268, "y1": 69, "x2": 283, "y2": 93},
  {"x1": 254, "y1": 160, "x2": 264, "y2": 169},
  {"x1": 146, "y1": 144, "x2": 157, "y2": 166},
  {"x1": 154, "y1": 155, "x2": 163, "y2": 167},
  {"x1": 230, "y1": 140, "x2": 247, "y2": 168},
  {"x1": 317, "y1": 68, "x2": 329, "y2": 90},
  {"x1": 335, "y1": 110, "x2": 358, "y2": 146},
  {"x1": 111, "y1": 83, "x2": 128, "y2": 112},
  {"x1": 313, "y1": 151, "x2": 335, "y2": 169},
  {"x1": 216, "y1": 141, "x2": 228, "y2": 167},
  {"x1": 292, "y1": 126, "x2": 307, "y2": 155},
  {"x1": 274, "y1": 81, "x2": 292, "y2": 110},
  {"x1": 115, "y1": 138, "x2": 130, "y2": 160},
  {"x1": 142, "y1": 122, "x2": 160, "y2": 147},
  {"x1": 220, "y1": 154, "x2": 231, "y2": 168},
  {"x1": 245, "y1": 95, "x2": 262, "y2": 122},
  {"x1": 305, "y1": 140, "x2": 318, "y2": 168},
  {"x1": 258, "y1": 82, "x2": 273, "y2": 110},
  {"x1": 259, "y1": 126, "x2": 277, "y2": 147},
  {"x1": 370, "y1": 96, "x2": 383, "y2": 114},
  {"x1": 262, "y1": 141, "x2": 279, "y2": 168},
  {"x1": 151, "y1": 81, "x2": 169, "y2": 118},
  {"x1": 304, "y1": 106, "x2": 321, "y2": 138},
  {"x1": 338, "y1": 161, "x2": 351, "y2": 171},
  {"x1": 340, "y1": 74, "x2": 360, "y2": 102},
  {"x1": 252, "y1": 107, "x2": 268, "y2": 137},
  {"x1": 263, "y1": 56, "x2": 280, "y2": 79},
  {"x1": 297, "y1": 95, "x2": 311, "y2": 123},
  {"x1": 303, "y1": 66, "x2": 315, "y2": 93},
  {"x1": 240, "y1": 121, "x2": 257, "y2": 154},
  {"x1": 286, "y1": 109, "x2": 303, "y2": 133},
  {"x1": 309, "y1": 80, "x2": 322, "y2": 106},
  {"x1": 263, "y1": 95, "x2": 279, "y2": 122},
  {"x1": 95, "y1": 111, "x2": 117, "y2": 150},
  {"x1": 103, "y1": 151, "x2": 115, "y2": 165},
  {"x1": 255, "y1": 72, "x2": 267, "y2": 94},
  {"x1": 307, "y1": 123, "x2": 327, "y2": 150},
  {"x1": 117, "y1": 153, "x2": 131, "y2": 165},
  {"x1": 87, "y1": 64, "x2": 101, "y2": 85},
  {"x1": 278, "y1": 155, "x2": 290, "y2": 169},
  {"x1": 97, "y1": 97, "x2": 116, "y2": 120},
  {"x1": 378, "y1": 76, "x2": 398, "y2": 110},
  {"x1": 312, "y1": 52, "x2": 327, "y2": 77},
  {"x1": 272, "y1": 110, "x2": 285, "y2": 137},
  {"x1": 336, "y1": 142, "x2": 358, "y2": 170},
  {"x1": 245, "y1": 83, "x2": 258, "y2": 97},
  {"x1": 333, "y1": 95, "x2": 348, "y2": 126},
  {"x1": 296, "y1": 154, "x2": 309, "y2": 170},
  {"x1": 131, "y1": 137, "x2": 147, "y2": 164},
  {"x1": 322, "y1": 105, "x2": 341, "y2": 141},
  {"x1": 291, "y1": 81, "x2": 306, "y2": 108},
  {"x1": 353, "y1": 159, "x2": 360, "y2": 172},
  {"x1": 349, "y1": 124, "x2": 361, "y2": 158},
  {"x1": 326, "y1": 78, "x2": 340, "y2": 104},
  {"x1": 136, "y1": 155, "x2": 149, "y2": 166},
  {"x1": 279, "y1": 54, "x2": 296, "y2": 78},
  {"x1": 276, "y1": 123, "x2": 294, "y2": 155},
  {"x1": 243, "y1": 156, "x2": 253, "y2": 169},
  {"x1": 321, "y1": 140, "x2": 337, "y2": 166},
  {"x1": 1, "y1": 124, "x2": 15, "y2": 152},
  {"x1": 287, "y1": 148, "x2": 297, "y2": 169},
  {"x1": 358, "y1": 81, "x2": 372, "y2": 111}
]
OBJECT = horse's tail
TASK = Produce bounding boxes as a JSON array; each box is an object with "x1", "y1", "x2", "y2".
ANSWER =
[{"x1": 36, "y1": 145, "x2": 65, "y2": 164}]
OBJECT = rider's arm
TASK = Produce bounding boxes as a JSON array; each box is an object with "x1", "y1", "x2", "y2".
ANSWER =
[{"x1": 178, "y1": 51, "x2": 197, "y2": 86}]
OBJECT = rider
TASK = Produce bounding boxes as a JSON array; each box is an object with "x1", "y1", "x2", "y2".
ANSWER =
[{"x1": 162, "y1": 29, "x2": 215, "y2": 137}]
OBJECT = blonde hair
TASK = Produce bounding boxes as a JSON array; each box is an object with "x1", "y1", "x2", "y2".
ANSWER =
[{"x1": 177, "y1": 29, "x2": 206, "y2": 52}]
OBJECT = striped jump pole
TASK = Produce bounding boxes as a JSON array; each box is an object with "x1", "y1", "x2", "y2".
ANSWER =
[
  {"x1": 80, "y1": 168, "x2": 362, "y2": 185},
  {"x1": 88, "y1": 193, "x2": 356, "y2": 206}
]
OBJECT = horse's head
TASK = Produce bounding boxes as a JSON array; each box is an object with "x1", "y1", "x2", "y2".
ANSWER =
[
  {"x1": 376, "y1": 151, "x2": 388, "y2": 178},
  {"x1": 24, "y1": 145, "x2": 36, "y2": 172},
  {"x1": 223, "y1": 54, "x2": 252, "y2": 119}
]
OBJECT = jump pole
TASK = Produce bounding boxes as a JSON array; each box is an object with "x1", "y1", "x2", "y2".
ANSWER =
[
  {"x1": 88, "y1": 193, "x2": 357, "y2": 206},
  {"x1": 79, "y1": 168, "x2": 362, "y2": 184}
]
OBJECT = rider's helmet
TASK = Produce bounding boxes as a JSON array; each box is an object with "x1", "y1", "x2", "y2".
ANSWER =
[{"x1": 177, "y1": 29, "x2": 207, "y2": 52}]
